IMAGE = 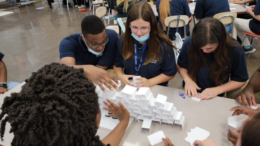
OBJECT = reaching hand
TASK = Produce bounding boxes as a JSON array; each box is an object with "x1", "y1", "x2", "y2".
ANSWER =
[
  {"x1": 118, "y1": 74, "x2": 135, "y2": 86},
  {"x1": 86, "y1": 65, "x2": 119, "y2": 92},
  {"x1": 0, "y1": 87, "x2": 8, "y2": 94},
  {"x1": 103, "y1": 99, "x2": 130, "y2": 122},
  {"x1": 198, "y1": 87, "x2": 221, "y2": 100},
  {"x1": 149, "y1": 137, "x2": 174, "y2": 146},
  {"x1": 228, "y1": 128, "x2": 240, "y2": 145},
  {"x1": 193, "y1": 139, "x2": 218, "y2": 146},
  {"x1": 135, "y1": 77, "x2": 151, "y2": 87},
  {"x1": 184, "y1": 79, "x2": 201, "y2": 97},
  {"x1": 230, "y1": 106, "x2": 259, "y2": 117},
  {"x1": 236, "y1": 90, "x2": 257, "y2": 107}
]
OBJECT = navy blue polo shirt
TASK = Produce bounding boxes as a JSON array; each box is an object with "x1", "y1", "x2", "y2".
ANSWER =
[
  {"x1": 194, "y1": 0, "x2": 230, "y2": 19},
  {"x1": 249, "y1": 1, "x2": 260, "y2": 34},
  {"x1": 156, "y1": 0, "x2": 191, "y2": 39},
  {"x1": 59, "y1": 29, "x2": 118, "y2": 67},
  {"x1": 0, "y1": 52, "x2": 4, "y2": 61},
  {"x1": 114, "y1": 37, "x2": 177, "y2": 86},
  {"x1": 178, "y1": 36, "x2": 249, "y2": 96}
]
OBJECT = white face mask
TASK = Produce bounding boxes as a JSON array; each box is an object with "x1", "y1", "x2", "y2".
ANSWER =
[{"x1": 82, "y1": 35, "x2": 104, "y2": 57}]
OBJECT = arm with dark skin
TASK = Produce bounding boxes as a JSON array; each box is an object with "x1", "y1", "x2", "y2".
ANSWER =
[
  {"x1": 236, "y1": 66, "x2": 260, "y2": 107},
  {"x1": 0, "y1": 60, "x2": 8, "y2": 94}
]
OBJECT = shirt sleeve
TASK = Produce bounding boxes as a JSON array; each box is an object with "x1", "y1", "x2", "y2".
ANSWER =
[
  {"x1": 0, "y1": 52, "x2": 4, "y2": 61},
  {"x1": 113, "y1": 37, "x2": 124, "y2": 68},
  {"x1": 194, "y1": 0, "x2": 204, "y2": 19},
  {"x1": 177, "y1": 36, "x2": 191, "y2": 69},
  {"x1": 183, "y1": 0, "x2": 192, "y2": 17},
  {"x1": 230, "y1": 49, "x2": 249, "y2": 82},
  {"x1": 97, "y1": 30, "x2": 118, "y2": 67},
  {"x1": 254, "y1": 1, "x2": 260, "y2": 15},
  {"x1": 59, "y1": 38, "x2": 76, "y2": 59},
  {"x1": 161, "y1": 43, "x2": 177, "y2": 76}
]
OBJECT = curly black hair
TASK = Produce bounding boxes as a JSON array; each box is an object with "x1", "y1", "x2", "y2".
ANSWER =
[
  {"x1": 0, "y1": 63, "x2": 109, "y2": 146},
  {"x1": 81, "y1": 15, "x2": 105, "y2": 37}
]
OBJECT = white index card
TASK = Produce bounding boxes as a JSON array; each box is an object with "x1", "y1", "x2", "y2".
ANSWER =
[
  {"x1": 163, "y1": 102, "x2": 174, "y2": 113},
  {"x1": 174, "y1": 111, "x2": 182, "y2": 121},
  {"x1": 155, "y1": 94, "x2": 167, "y2": 106},
  {"x1": 228, "y1": 115, "x2": 247, "y2": 129},
  {"x1": 136, "y1": 87, "x2": 152, "y2": 100},
  {"x1": 142, "y1": 118, "x2": 152, "y2": 130},
  {"x1": 133, "y1": 76, "x2": 141, "y2": 87},
  {"x1": 147, "y1": 131, "x2": 166, "y2": 146},
  {"x1": 230, "y1": 8, "x2": 236, "y2": 10},
  {"x1": 121, "y1": 85, "x2": 137, "y2": 97},
  {"x1": 191, "y1": 97, "x2": 201, "y2": 102},
  {"x1": 251, "y1": 105, "x2": 258, "y2": 109}
]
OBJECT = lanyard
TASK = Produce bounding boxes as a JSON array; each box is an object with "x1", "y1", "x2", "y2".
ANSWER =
[{"x1": 134, "y1": 41, "x2": 147, "y2": 75}]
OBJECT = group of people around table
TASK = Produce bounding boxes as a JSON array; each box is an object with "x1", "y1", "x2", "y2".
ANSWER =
[{"x1": 1, "y1": 1, "x2": 260, "y2": 146}]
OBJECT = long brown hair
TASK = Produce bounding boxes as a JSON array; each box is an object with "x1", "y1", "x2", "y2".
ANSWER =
[
  {"x1": 122, "y1": 2, "x2": 175, "y2": 65},
  {"x1": 159, "y1": 0, "x2": 170, "y2": 31},
  {"x1": 242, "y1": 112, "x2": 260, "y2": 146},
  {"x1": 187, "y1": 18, "x2": 238, "y2": 85}
]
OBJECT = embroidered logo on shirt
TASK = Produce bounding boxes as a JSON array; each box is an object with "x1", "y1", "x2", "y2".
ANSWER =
[{"x1": 150, "y1": 60, "x2": 158, "y2": 63}]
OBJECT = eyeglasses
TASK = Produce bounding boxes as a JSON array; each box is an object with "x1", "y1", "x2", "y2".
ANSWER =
[
  {"x1": 130, "y1": 26, "x2": 150, "y2": 33},
  {"x1": 82, "y1": 34, "x2": 109, "y2": 50}
]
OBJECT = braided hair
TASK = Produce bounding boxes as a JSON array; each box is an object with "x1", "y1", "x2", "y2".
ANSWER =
[{"x1": 0, "y1": 63, "x2": 109, "y2": 146}]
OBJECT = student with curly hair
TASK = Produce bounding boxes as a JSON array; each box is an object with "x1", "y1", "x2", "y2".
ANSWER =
[{"x1": 0, "y1": 63, "x2": 130, "y2": 146}]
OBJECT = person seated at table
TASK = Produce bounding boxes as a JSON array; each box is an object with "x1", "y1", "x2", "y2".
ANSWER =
[
  {"x1": 194, "y1": 0, "x2": 233, "y2": 34},
  {"x1": 233, "y1": 1, "x2": 260, "y2": 54},
  {"x1": 232, "y1": 0, "x2": 256, "y2": 5},
  {"x1": 0, "y1": 63, "x2": 130, "y2": 146},
  {"x1": 235, "y1": 65, "x2": 260, "y2": 107},
  {"x1": 156, "y1": 0, "x2": 192, "y2": 40},
  {"x1": 177, "y1": 18, "x2": 248, "y2": 99},
  {"x1": 117, "y1": 0, "x2": 139, "y2": 18},
  {"x1": 0, "y1": 52, "x2": 20, "y2": 94},
  {"x1": 114, "y1": 2, "x2": 177, "y2": 87},
  {"x1": 59, "y1": 15, "x2": 119, "y2": 92}
]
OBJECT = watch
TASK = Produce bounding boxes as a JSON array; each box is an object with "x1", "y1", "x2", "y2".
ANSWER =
[{"x1": 0, "y1": 83, "x2": 7, "y2": 88}]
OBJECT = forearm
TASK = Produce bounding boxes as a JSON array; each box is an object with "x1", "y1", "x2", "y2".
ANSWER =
[
  {"x1": 113, "y1": 65, "x2": 124, "y2": 78},
  {"x1": 177, "y1": 65, "x2": 193, "y2": 82},
  {"x1": 243, "y1": 68, "x2": 260, "y2": 93},
  {"x1": 249, "y1": 12, "x2": 260, "y2": 21},
  {"x1": 148, "y1": 74, "x2": 175, "y2": 86},
  {"x1": 102, "y1": 119, "x2": 129, "y2": 146},
  {"x1": 0, "y1": 61, "x2": 7, "y2": 83},
  {"x1": 216, "y1": 81, "x2": 247, "y2": 94}
]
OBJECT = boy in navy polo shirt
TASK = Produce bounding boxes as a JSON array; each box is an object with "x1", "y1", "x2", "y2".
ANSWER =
[
  {"x1": 59, "y1": 15, "x2": 119, "y2": 91},
  {"x1": 194, "y1": 0, "x2": 232, "y2": 33}
]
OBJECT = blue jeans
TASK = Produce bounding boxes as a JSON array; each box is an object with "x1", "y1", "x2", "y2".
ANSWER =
[
  {"x1": 7, "y1": 81, "x2": 20, "y2": 89},
  {"x1": 225, "y1": 23, "x2": 233, "y2": 34}
]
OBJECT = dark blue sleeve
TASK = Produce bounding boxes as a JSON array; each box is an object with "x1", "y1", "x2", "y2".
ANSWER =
[
  {"x1": 230, "y1": 49, "x2": 249, "y2": 82},
  {"x1": 97, "y1": 29, "x2": 118, "y2": 67},
  {"x1": 59, "y1": 38, "x2": 76, "y2": 59},
  {"x1": 183, "y1": 0, "x2": 192, "y2": 17},
  {"x1": 161, "y1": 43, "x2": 177, "y2": 76},
  {"x1": 0, "y1": 52, "x2": 4, "y2": 61},
  {"x1": 156, "y1": 0, "x2": 160, "y2": 12},
  {"x1": 254, "y1": 1, "x2": 260, "y2": 15},
  {"x1": 194, "y1": 0, "x2": 204, "y2": 19},
  {"x1": 113, "y1": 37, "x2": 124, "y2": 68},
  {"x1": 177, "y1": 36, "x2": 192, "y2": 69}
]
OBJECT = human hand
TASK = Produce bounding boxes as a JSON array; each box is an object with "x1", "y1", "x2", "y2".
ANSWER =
[
  {"x1": 118, "y1": 74, "x2": 135, "y2": 86},
  {"x1": 193, "y1": 139, "x2": 218, "y2": 146},
  {"x1": 0, "y1": 87, "x2": 8, "y2": 94},
  {"x1": 135, "y1": 77, "x2": 152, "y2": 87},
  {"x1": 149, "y1": 137, "x2": 174, "y2": 146},
  {"x1": 184, "y1": 79, "x2": 201, "y2": 97},
  {"x1": 246, "y1": 6, "x2": 253, "y2": 13},
  {"x1": 230, "y1": 106, "x2": 259, "y2": 117},
  {"x1": 232, "y1": 0, "x2": 245, "y2": 4},
  {"x1": 228, "y1": 128, "x2": 240, "y2": 145},
  {"x1": 250, "y1": 5, "x2": 255, "y2": 10},
  {"x1": 198, "y1": 87, "x2": 221, "y2": 100},
  {"x1": 103, "y1": 99, "x2": 130, "y2": 122},
  {"x1": 236, "y1": 90, "x2": 257, "y2": 107},
  {"x1": 85, "y1": 65, "x2": 119, "y2": 92}
]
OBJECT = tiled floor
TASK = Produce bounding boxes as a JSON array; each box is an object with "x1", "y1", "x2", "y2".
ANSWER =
[{"x1": 1, "y1": 2, "x2": 260, "y2": 92}]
